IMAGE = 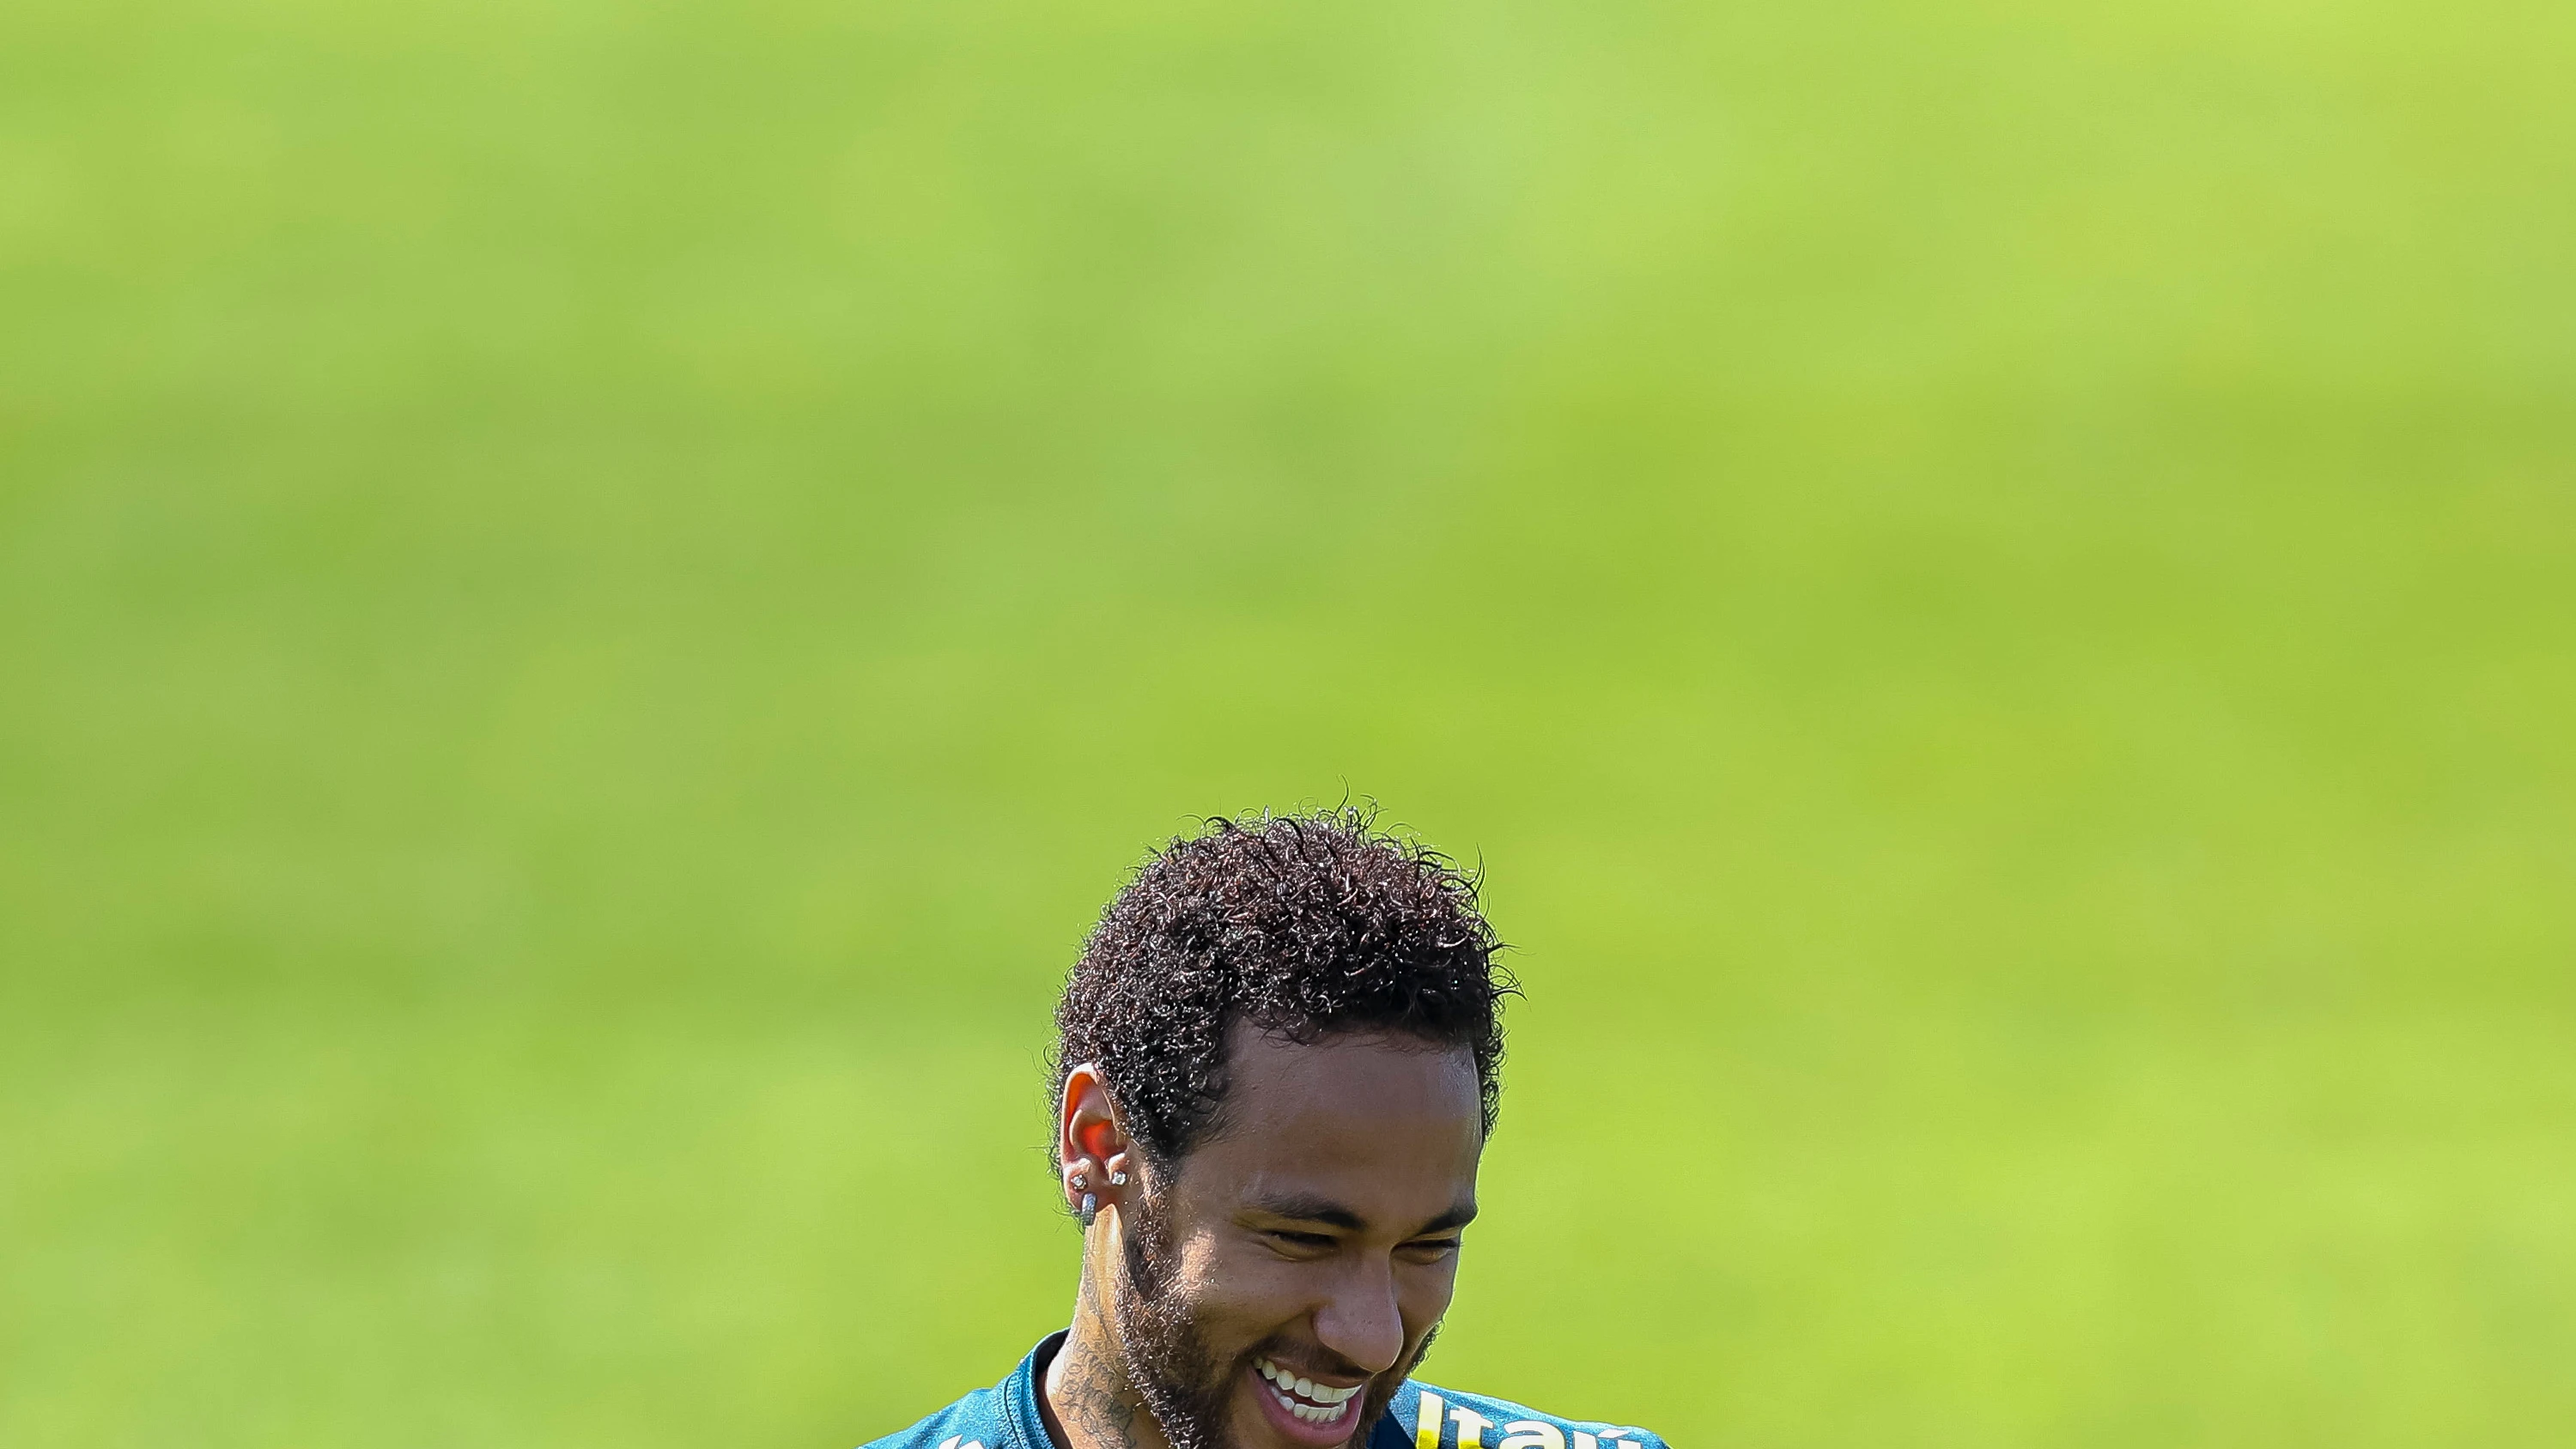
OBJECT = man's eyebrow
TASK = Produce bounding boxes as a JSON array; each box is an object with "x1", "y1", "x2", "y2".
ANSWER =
[
  {"x1": 1243, "y1": 1194, "x2": 1368, "y2": 1231},
  {"x1": 1243, "y1": 1195, "x2": 1479, "y2": 1236},
  {"x1": 1415, "y1": 1202, "x2": 1479, "y2": 1235}
]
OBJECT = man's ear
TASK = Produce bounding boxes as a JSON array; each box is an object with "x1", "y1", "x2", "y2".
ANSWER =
[{"x1": 1057, "y1": 1064, "x2": 1135, "y2": 1227}]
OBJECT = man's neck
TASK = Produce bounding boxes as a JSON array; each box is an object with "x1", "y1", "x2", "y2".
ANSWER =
[{"x1": 1040, "y1": 1277, "x2": 1169, "y2": 1449}]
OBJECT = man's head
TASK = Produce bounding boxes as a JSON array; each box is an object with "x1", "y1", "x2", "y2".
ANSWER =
[{"x1": 1049, "y1": 810, "x2": 1514, "y2": 1449}]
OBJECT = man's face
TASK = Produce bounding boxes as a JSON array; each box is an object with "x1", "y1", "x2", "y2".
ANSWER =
[{"x1": 1107, "y1": 1024, "x2": 1483, "y2": 1449}]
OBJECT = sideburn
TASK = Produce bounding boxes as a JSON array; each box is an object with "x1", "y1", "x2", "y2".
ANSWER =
[{"x1": 1120, "y1": 1186, "x2": 1181, "y2": 1303}]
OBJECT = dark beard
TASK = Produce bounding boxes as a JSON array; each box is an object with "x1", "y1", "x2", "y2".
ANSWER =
[
  {"x1": 1109, "y1": 1191, "x2": 1236, "y2": 1449},
  {"x1": 1109, "y1": 1193, "x2": 1429, "y2": 1449}
]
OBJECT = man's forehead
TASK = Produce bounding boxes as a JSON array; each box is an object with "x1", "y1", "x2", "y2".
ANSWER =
[
  {"x1": 1176, "y1": 1024, "x2": 1483, "y2": 1219},
  {"x1": 1222, "y1": 1023, "x2": 1482, "y2": 1128}
]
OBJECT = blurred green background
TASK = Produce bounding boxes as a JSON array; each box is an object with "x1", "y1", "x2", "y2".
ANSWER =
[{"x1": 3, "y1": 0, "x2": 2572, "y2": 1443}]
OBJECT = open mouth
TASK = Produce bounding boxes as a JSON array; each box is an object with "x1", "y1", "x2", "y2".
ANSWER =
[{"x1": 1252, "y1": 1355, "x2": 1364, "y2": 1430}]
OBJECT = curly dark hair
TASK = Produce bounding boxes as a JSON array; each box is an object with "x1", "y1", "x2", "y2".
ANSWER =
[{"x1": 1052, "y1": 808, "x2": 1516, "y2": 1174}]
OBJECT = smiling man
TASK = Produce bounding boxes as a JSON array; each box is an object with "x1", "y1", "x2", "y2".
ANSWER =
[{"x1": 861, "y1": 811, "x2": 1668, "y2": 1449}]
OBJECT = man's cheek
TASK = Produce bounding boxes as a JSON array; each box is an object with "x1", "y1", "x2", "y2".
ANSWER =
[
  {"x1": 1401, "y1": 1270, "x2": 1458, "y2": 1331},
  {"x1": 1172, "y1": 1229, "x2": 1235, "y2": 1293},
  {"x1": 1196, "y1": 1237, "x2": 1295, "y2": 1300}
]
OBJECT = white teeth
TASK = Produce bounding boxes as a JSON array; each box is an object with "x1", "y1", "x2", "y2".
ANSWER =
[
  {"x1": 1256, "y1": 1359, "x2": 1360, "y2": 1421},
  {"x1": 1276, "y1": 1394, "x2": 1350, "y2": 1423}
]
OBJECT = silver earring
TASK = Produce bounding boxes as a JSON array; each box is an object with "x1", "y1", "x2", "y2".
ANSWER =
[
  {"x1": 1071, "y1": 1172, "x2": 1089, "y2": 1191},
  {"x1": 1108, "y1": 1169, "x2": 1127, "y2": 1187},
  {"x1": 1078, "y1": 1193, "x2": 1098, "y2": 1228}
]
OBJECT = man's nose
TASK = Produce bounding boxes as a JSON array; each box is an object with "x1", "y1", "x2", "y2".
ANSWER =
[{"x1": 1312, "y1": 1258, "x2": 1406, "y2": 1375}]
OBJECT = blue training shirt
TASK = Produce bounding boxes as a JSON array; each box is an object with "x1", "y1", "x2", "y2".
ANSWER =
[{"x1": 860, "y1": 1334, "x2": 1669, "y2": 1449}]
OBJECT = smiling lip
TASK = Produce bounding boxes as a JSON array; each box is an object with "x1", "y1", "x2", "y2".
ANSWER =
[{"x1": 1246, "y1": 1357, "x2": 1367, "y2": 1446}]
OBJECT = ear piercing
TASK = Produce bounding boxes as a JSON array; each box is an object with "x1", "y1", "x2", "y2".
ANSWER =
[{"x1": 1071, "y1": 1156, "x2": 1121, "y2": 1226}]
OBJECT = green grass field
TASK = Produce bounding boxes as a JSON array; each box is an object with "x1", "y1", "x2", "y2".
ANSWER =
[{"x1": 3, "y1": 0, "x2": 2573, "y2": 1444}]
